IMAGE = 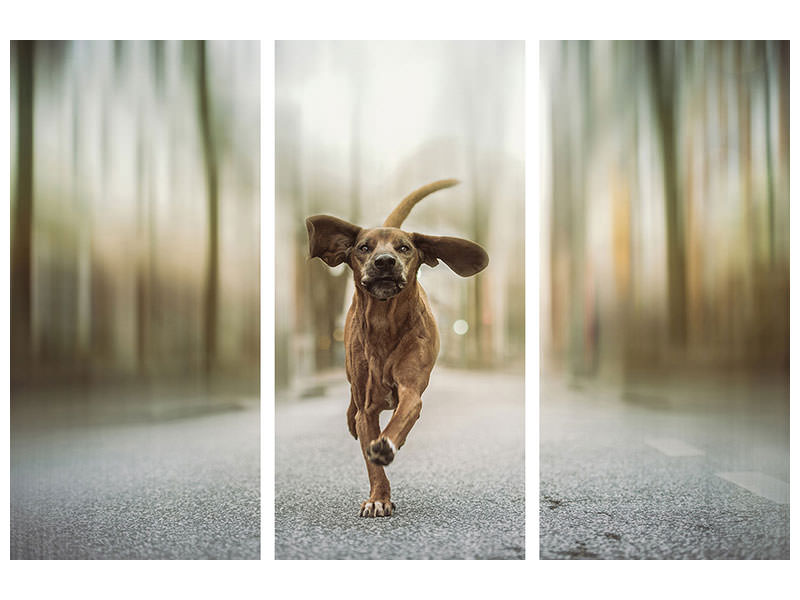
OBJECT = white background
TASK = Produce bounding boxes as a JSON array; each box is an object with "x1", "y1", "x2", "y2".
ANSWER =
[{"x1": 1, "y1": 2, "x2": 796, "y2": 598}]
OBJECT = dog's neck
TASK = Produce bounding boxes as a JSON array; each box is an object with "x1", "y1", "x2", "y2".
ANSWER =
[{"x1": 353, "y1": 277, "x2": 423, "y2": 339}]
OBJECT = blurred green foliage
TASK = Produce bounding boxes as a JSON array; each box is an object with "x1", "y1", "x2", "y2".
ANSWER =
[
  {"x1": 11, "y1": 41, "x2": 260, "y2": 387},
  {"x1": 542, "y1": 41, "x2": 789, "y2": 381}
]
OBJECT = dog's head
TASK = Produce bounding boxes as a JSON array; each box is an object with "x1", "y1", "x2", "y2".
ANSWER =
[{"x1": 306, "y1": 180, "x2": 489, "y2": 301}]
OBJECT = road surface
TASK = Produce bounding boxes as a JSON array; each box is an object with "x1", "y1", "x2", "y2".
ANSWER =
[
  {"x1": 275, "y1": 368, "x2": 525, "y2": 559},
  {"x1": 540, "y1": 375, "x2": 789, "y2": 559},
  {"x1": 11, "y1": 390, "x2": 260, "y2": 560}
]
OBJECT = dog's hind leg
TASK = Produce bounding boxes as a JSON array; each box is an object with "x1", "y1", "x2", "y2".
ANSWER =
[{"x1": 355, "y1": 408, "x2": 394, "y2": 517}]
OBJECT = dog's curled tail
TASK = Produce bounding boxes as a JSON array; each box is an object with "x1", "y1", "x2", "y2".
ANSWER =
[{"x1": 382, "y1": 179, "x2": 460, "y2": 228}]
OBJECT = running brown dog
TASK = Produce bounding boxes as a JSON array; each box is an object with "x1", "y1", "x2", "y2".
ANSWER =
[{"x1": 306, "y1": 179, "x2": 489, "y2": 517}]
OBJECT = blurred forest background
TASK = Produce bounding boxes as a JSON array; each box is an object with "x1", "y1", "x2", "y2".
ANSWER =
[
  {"x1": 276, "y1": 41, "x2": 525, "y2": 392},
  {"x1": 10, "y1": 41, "x2": 260, "y2": 395},
  {"x1": 541, "y1": 41, "x2": 789, "y2": 383}
]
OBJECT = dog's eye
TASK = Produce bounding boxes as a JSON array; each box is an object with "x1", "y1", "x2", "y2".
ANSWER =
[
  {"x1": 398, "y1": 245, "x2": 410, "y2": 253},
  {"x1": 358, "y1": 244, "x2": 370, "y2": 253}
]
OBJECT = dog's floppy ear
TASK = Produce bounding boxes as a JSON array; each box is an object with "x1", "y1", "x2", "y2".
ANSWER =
[
  {"x1": 412, "y1": 233, "x2": 489, "y2": 277},
  {"x1": 306, "y1": 215, "x2": 361, "y2": 267}
]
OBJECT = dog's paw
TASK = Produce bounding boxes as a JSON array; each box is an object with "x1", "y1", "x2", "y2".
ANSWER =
[
  {"x1": 366, "y1": 437, "x2": 396, "y2": 466},
  {"x1": 360, "y1": 500, "x2": 395, "y2": 518}
]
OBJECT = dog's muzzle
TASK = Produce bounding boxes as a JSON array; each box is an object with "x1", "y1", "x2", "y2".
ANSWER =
[{"x1": 362, "y1": 254, "x2": 406, "y2": 300}]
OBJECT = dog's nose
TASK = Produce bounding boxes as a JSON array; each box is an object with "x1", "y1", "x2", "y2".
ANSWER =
[{"x1": 374, "y1": 254, "x2": 396, "y2": 270}]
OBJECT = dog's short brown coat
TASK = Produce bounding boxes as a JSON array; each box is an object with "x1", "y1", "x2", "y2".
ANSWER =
[{"x1": 306, "y1": 180, "x2": 488, "y2": 517}]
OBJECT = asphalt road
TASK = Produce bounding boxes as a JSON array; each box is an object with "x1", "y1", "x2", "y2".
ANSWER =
[
  {"x1": 11, "y1": 394, "x2": 260, "y2": 560},
  {"x1": 275, "y1": 369, "x2": 525, "y2": 559},
  {"x1": 540, "y1": 375, "x2": 789, "y2": 559}
]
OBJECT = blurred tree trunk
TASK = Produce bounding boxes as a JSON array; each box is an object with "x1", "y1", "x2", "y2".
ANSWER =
[
  {"x1": 564, "y1": 42, "x2": 591, "y2": 377},
  {"x1": 776, "y1": 42, "x2": 789, "y2": 188},
  {"x1": 762, "y1": 41, "x2": 776, "y2": 265},
  {"x1": 142, "y1": 41, "x2": 164, "y2": 375},
  {"x1": 647, "y1": 41, "x2": 688, "y2": 348},
  {"x1": 197, "y1": 40, "x2": 219, "y2": 376},
  {"x1": 547, "y1": 44, "x2": 572, "y2": 370},
  {"x1": 91, "y1": 48, "x2": 113, "y2": 370},
  {"x1": 136, "y1": 104, "x2": 150, "y2": 376},
  {"x1": 621, "y1": 42, "x2": 645, "y2": 380},
  {"x1": 306, "y1": 184, "x2": 349, "y2": 372},
  {"x1": 349, "y1": 76, "x2": 363, "y2": 225},
  {"x1": 462, "y1": 48, "x2": 495, "y2": 369},
  {"x1": 73, "y1": 64, "x2": 92, "y2": 370},
  {"x1": 736, "y1": 42, "x2": 755, "y2": 262},
  {"x1": 11, "y1": 41, "x2": 35, "y2": 377},
  {"x1": 275, "y1": 106, "x2": 301, "y2": 387},
  {"x1": 468, "y1": 175, "x2": 490, "y2": 368}
]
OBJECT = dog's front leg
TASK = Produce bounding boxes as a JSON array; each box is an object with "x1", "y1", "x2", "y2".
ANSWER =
[
  {"x1": 355, "y1": 407, "x2": 394, "y2": 517},
  {"x1": 368, "y1": 384, "x2": 422, "y2": 466},
  {"x1": 346, "y1": 391, "x2": 358, "y2": 439}
]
